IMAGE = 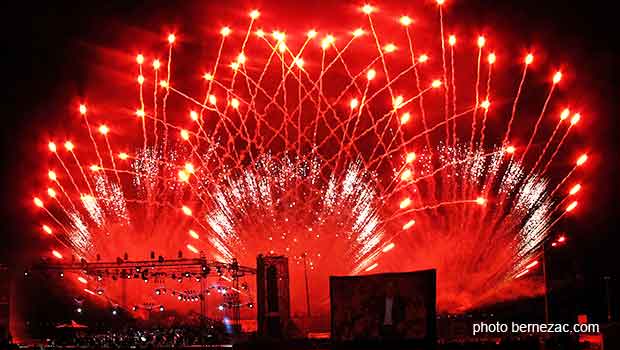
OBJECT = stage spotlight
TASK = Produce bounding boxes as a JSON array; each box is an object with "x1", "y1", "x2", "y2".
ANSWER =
[
  {"x1": 23, "y1": 269, "x2": 29, "y2": 277},
  {"x1": 155, "y1": 289, "x2": 161, "y2": 295},
  {"x1": 132, "y1": 306, "x2": 138, "y2": 311},
  {"x1": 184, "y1": 272, "x2": 191, "y2": 278},
  {"x1": 112, "y1": 309, "x2": 118, "y2": 316},
  {"x1": 76, "y1": 307, "x2": 83, "y2": 313},
  {"x1": 159, "y1": 305, "x2": 165, "y2": 312},
  {"x1": 135, "y1": 266, "x2": 141, "y2": 272},
  {"x1": 218, "y1": 304, "x2": 225, "y2": 311},
  {"x1": 59, "y1": 272, "x2": 64, "y2": 278},
  {"x1": 248, "y1": 303, "x2": 254, "y2": 309}
]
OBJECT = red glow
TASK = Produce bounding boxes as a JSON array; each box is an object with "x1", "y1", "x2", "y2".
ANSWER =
[{"x1": 52, "y1": 250, "x2": 63, "y2": 259}]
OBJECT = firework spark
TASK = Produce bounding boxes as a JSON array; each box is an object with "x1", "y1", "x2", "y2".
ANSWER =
[{"x1": 32, "y1": 3, "x2": 589, "y2": 315}]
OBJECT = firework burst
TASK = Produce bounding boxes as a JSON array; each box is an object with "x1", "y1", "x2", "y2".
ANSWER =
[{"x1": 32, "y1": 2, "x2": 589, "y2": 315}]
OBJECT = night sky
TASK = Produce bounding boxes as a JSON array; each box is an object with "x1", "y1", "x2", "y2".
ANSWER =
[{"x1": 0, "y1": 0, "x2": 618, "y2": 320}]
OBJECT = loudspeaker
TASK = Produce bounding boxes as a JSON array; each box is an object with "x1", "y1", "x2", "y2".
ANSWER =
[{"x1": 256, "y1": 255, "x2": 290, "y2": 338}]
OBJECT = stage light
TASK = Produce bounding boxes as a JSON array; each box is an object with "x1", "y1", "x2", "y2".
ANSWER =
[
  {"x1": 218, "y1": 304, "x2": 225, "y2": 311},
  {"x1": 112, "y1": 309, "x2": 118, "y2": 316},
  {"x1": 570, "y1": 113, "x2": 581, "y2": 125},
  {"x1": 52, "y1": 250, "x2": 63, "y2": 259},
  {"x1": 159, "y1": 306, "x2": 164, "y2": 312},
  {"x1": 79, "y1": 104, "x2": 87, "y2": 115},
  {"x1": 553, "y1": 71, "x2": 562, "y2": 84},
  {"x1": 431, "y1": 79, "x2": 442, "y2": 88},
  {"x1": 132, "y1": 306, "x2": 138, "y2": 311},
  {"x1": 475, "y1": 197, "x2": 486, "y2": 205},
  {"x1": 220, "y1": 27, "x2": 231, "y2": 36},
  {"x1": 76, "y1": 307, "x2": 82, "y2": 313}
]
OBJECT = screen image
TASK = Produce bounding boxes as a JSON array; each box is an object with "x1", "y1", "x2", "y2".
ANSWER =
[{"x1": 330, "y1": 270, "x2": 436, "y2": 342}]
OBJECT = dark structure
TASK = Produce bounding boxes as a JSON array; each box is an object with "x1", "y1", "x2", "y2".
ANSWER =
[
  {"x1": 256, "y1": 255, "x2": 290, "y2": 338},
  {"x1": 0, "y1": 265, "x2": 9, "y2": 340},
  {"x1": 330, "y1": 269, "x2": 436, "y2": 345}
]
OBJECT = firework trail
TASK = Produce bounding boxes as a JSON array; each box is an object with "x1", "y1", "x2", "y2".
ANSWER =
[{"x1": 32, "y1": 2, "x2": 589, "y2": 315}]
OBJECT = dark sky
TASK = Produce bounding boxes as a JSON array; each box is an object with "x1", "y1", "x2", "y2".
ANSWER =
[{"x1": 0, "y1": 0, "x2": 618, "y2": 315}]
